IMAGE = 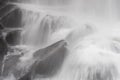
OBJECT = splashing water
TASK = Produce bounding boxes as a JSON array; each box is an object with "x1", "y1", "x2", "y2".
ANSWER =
[{"x1": 2, "y1": 0, "x2": 120, "y2": 80}]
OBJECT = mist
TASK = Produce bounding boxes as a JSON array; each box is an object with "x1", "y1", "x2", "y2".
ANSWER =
[{"x1": 1, "y1": 0, "x2": 120, "y2": 80}]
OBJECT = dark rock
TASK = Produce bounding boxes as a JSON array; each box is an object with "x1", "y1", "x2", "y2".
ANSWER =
[
  {"x1": 31, "y1": 40, "x2": 67, "y2": 78},
  {"x1": 0, "y1": 24, "x2": 4, "y2": 37},
  {"x1": 0, "y1": 37, "x2": 8, "y2": 75},
  {"x1": 0, "y1": 4, "x2": 15, "y2": 19},
  {"x1": 0, "y1": 7, "x2": 22, "y2": 28},
  {"x1": 1, "y1": 40, "x2": 67, "y2": 79},
  {"x1": 18, "y1": 72, "x2": 31, "y2": 80},
  {"x1": 0, "y1": 60, "x2": 3, "y2": 75},
  {"x1": 0, "y1": 23, "x2": 4, "y2": 30},
  {"x1": 1, "y1": 47, "x2": 33, "y2": 79},
  {"x1": 5, "y1": 30, "x2": 21, "y2": 46},
  {"x1": 1, "y1": 54, "x2": 21, "y2": 77},
  {"x1": 0, "y1": 38, "x2": 8, "y2": 58},
  {"x1": 33, "y1": 40, "x2": 67, "y2": 58},
  {"x1": 0, "y1": 0, "x2": 9, "y2": 8}
]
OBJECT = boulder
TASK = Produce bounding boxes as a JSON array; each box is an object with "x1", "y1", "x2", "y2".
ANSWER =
[
  {"x1": 0, "y1": 37, "x2": 8, "y2": 75},
  {"x1": 0, "y1": 6, "x2": 22, "y2": 28},
  {"x1": 31, "y1": 40, "x2": 67, "y2": 79},
  {"x1": 5, "y1": 30, "x2": 21, "y2": 46}
]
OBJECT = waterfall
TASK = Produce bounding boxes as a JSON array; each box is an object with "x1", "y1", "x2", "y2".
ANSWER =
[
  {"x1": 16, "y1": 0, "x2": 120, "y2": 20},
  {"x1": 1, "y1": 0, "x2": 120, "y2": 80}
]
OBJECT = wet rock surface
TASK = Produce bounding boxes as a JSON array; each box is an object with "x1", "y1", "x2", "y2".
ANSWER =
[
  {"x1": 6, "y1": 30, "x2": 22, "y2": 46},
  {"x1": 0, "y1": 38, "x2": 8, "y2": 58},
  {"x1": 0, "y1": 8, "x2": 22, "y2": 28},
  {"x1": 0, "y1": 0, "x2": 8, "y2": 8},
  {"x1": 1, "y1": 40, "x2": 67, "y2": 80},
  {"x1": 0, "y1": 24, "x2": 4, "y2": 30},
  {"x1": 0, "y1": 1, "x2": 23, "y2": 78},
  {"x1": 1, "y1": 54, "x2": 21, "y2": 77},
  {"x1": 31, "y1": 40, "x2": 67, "y2": 78},
  {"x1": 0, "y1": 2, "x2": 74, "y2": 80},
  {"x1": 0, "y1": 4, "x2": 16, "y2": 19},
  {"x1": 18, "y1": 72, "x2": 31, "y2": 80},
  {"x1": 0, "y1": 37, "x2": 8, "y2": 75}
]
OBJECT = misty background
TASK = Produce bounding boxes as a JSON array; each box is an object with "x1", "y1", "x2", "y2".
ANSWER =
[{"x1": 14, "y1": 0, "x2": 120, "y2": 21}]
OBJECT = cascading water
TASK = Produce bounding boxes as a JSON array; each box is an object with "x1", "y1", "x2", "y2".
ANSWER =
[{"x1": 1, "y1": 0, "x2": 120, "y2": 80}]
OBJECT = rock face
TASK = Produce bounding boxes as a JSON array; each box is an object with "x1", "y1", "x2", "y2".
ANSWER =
[
  {"x1": 18, "y1": 72, "x2": 31, "y2": 80},
  {"x1": 0, "y1": 8, "x2": 22, "y2": 28},
  {"x1": 0, "y1": 40, "x2": 67, "y2": 80},
  {"x1": 0, "y1": 0, "x2": 23, "y2": 77},
  {"x1": 0, "y1": 2, "x2": 69, "y2": 79},
  {"x1": 6, "y1": 30, "x2": 22, "y2": 46},
  {"x1": 0, "y1": 38, "x2": 8, "y2": 75},
  {"x1": 32, "y1": 40, "x2": 67, "y2": 78},
  {"x1": 0, "y1": 38, "x2": 8, "y2": 59}
]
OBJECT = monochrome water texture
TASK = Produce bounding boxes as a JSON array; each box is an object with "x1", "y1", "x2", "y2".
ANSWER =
[{"x1": 0, "y1": 0, "x2": 120, "y2": 80}]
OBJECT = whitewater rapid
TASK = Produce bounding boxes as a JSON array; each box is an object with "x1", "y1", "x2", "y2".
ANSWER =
[{"x1": 1, "y1": 1, "x2": 120, "y2": 80}]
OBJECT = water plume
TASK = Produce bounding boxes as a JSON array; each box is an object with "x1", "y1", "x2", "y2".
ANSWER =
[{"x1": 1, "y1": 0, "x2": 120, "y2": 80}]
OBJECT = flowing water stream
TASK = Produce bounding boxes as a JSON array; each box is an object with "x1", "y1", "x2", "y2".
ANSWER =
[{"x1": 1, "y1": 0, "x2": 120, "y2": 80}]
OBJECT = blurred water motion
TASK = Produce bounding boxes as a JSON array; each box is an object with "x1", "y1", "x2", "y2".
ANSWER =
[
  {"x1": 11, "y1": 0, "x2": 120, "y2": 21},
  {"x1": 1, "y1": 0, "x2": 120, "y2": 80}
]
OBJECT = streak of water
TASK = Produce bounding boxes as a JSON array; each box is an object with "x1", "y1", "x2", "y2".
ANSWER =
[{"x1": 2, "y1": 0, "x2": 120, "y2": 80}]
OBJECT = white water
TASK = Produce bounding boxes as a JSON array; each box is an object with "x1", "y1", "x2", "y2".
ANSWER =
[{"x1": 3, "y1": 0, "x2": 120, "y2": 80}]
